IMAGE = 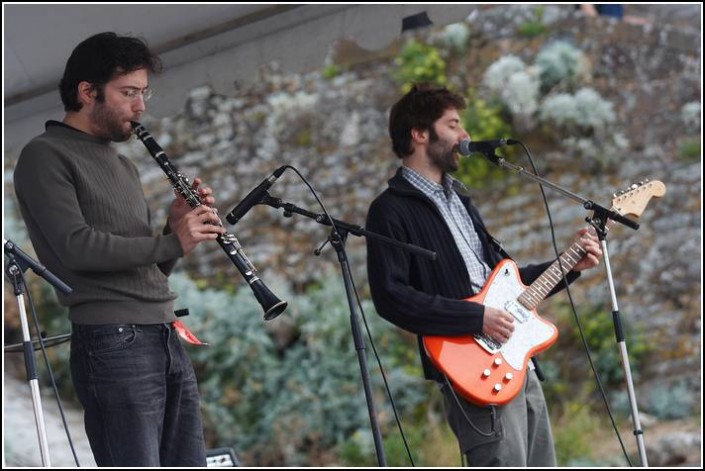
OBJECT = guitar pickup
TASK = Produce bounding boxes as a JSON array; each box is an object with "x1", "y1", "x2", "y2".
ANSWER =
[
  {"x1": 504, "y1": 299, "x2": 531, "y2": 323},
  {"x1": 474, "y1": 332, "x2": 502, "y2": 353}
]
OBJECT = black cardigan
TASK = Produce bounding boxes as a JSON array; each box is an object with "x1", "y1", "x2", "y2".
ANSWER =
[{"x1": 366, "y1": 168, "x2": 578, "y2": 380}]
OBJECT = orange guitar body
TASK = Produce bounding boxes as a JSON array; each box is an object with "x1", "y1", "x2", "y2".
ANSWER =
[
  {"x1": 423, "y1": 259, "x2": 558, "y2": 406},
  {"x1": 422, "y1": 179, "x2": 666, "y2": 406}
]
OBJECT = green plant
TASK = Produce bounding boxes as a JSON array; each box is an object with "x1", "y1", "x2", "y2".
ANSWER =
[
  {"x1": 678, "y1": 139, "x2": 701, "y2": 162},
  {"x1": 169, "y1": 271, "x2": 428, "y2": 466},
  {"x1": 517, "y1": 6, "x2": 547, "y2": 38},
  {"x1": 393, "y1": 39, "x2": 447, "y2": 92},
  {"x1": 456, "y1": 91, "x2": 516, "y2": 189},
  {"x1": 322, "y1": 63, "x2": 341, "y2": 80},
  {"x1": 552, "y1": 400, "x2": 602, "y2": 465},
  {"x1": 551, "y1": 302, "x2": 650, "y2": 390},
  {"x1": 339, "y1": 391, "x2": 461, "y2": 467}
]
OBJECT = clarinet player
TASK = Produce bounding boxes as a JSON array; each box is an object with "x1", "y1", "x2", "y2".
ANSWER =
[{"x1": 13, "y1": 32, "x2": 224, "y2": 466}]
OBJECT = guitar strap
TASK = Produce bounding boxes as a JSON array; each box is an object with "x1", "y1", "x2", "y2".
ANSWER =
[
  {"x1": 453, "y1": 182, "x2": 512, "y2": 262},
  {"x1": 487, "y1": 233, "x2": 511, "y2": 260},
  {"x1": 530, "y1": 357, "x2": 545, "y2": 382}
]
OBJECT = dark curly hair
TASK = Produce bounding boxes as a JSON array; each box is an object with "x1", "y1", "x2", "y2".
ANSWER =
[
  {"x1": 59, "y1": 32, "x2": 162, "y2": 112},
  {"x1": 388, "y1": 83, "x2": 466, "y2": 158}
]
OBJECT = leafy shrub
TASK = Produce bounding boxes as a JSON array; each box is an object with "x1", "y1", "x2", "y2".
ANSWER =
[
  {"x1": 456, "y1": 91, "x2": 516, "y2": 189},
  {"x1": 680, "y1": 101, "x2": 701, "y2": 132},
  {"x1": 483, "y1": 55, "x2": 528, "y2": 93},
  {"x1": 678, "y1": 139, "x2": 701, "y2": 162},
  {"x1": 322, "y1": 63, "x2": 341, "y2": 80},
  {"x1": 517, "y1": 6, "x2": 547, "y2": 38},
  {"x1": 502, "y1": 70, "x2": 541, "y2": 117},
  {"x1": 436, "y1": 23, "x2": 471, "y2": 55},
  {"x1": 540, "y1": 87, "x2": 625, "y2": 167},
  {"x1": 550, "y1": 302, "x2": 650, "y2": 390},
  {"x1": 540, "y1": 88, "x2": 615, "y2": 132},
  {"x1": 171, "y1": 270, "x2": 427, "y2": 465},
  {"x1": 552, "y1": 401, "x2": 602, "y2": 465},
  {"x1": 535, "y1": 40, "x2": 589, "y2": 91},
  {"x1": 482, "y1": 55, "x2": 540, "y2": 131},
  {"x1": 639, "y1": 379, "x2": 697, "y2": 419},
  {"x1": 393, "y1": 39, "x2": 447, "y2": 92}
]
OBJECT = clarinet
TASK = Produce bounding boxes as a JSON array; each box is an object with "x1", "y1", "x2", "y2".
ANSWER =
[{"x1": 131, "y1": 121, "x2": 287, "y2": 320}]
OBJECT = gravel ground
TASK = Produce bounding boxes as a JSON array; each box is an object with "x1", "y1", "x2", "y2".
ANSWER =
[{"x1": 3, "y1": 366, "x2": 96, "y2": 467}]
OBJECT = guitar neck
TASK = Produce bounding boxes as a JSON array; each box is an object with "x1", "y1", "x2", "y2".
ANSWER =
[{"x1": 518, "y1": 219, "x2": 614, "y2": 310}]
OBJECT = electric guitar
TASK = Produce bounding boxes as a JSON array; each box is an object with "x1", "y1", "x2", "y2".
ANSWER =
[{"x1": 422, "y1": 180, "x2": 666, "y2": 406}]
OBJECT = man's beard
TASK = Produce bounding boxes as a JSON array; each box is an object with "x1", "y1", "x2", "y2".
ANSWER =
[
  {"x1": 427, "y1": 135, "x2": 459, "y2": 173},
  {"x1": 91, "y1": 102, "x2": 131, "y2": 142}
]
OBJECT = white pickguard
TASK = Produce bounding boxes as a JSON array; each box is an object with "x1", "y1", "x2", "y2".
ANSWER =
[{"x1": 480, "y1": 262, "x2": 556, "y2": 370}]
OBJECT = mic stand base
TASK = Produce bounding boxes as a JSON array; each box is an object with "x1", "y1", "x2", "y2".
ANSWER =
[
  {"x1": 330, "y1": 231, "x2": 387, "y2": 466},
  {"x1": 256, "y1": 194, "x2": 438, "y2": 467},
  {"x1": 598, "y1": 236, "x2": 648, "y2": 466},
  {"x1": 5, "y1": 258, "x2": 52, "y2": 466}
]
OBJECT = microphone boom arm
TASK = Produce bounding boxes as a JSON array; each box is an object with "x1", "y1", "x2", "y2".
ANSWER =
[
  {"x1": 483, "y1": 154, "x2": 638, "y2": 231},
  {"x1": 258, "y1": 193, "x2": 437, "y2": 260}
]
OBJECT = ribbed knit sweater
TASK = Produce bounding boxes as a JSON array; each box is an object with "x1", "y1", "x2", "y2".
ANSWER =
[
  {"x1": 13, "y1": 121, "x2": 184, "y2": 325},
  {"x1": 366, "y1": 168, "x2": 578, "y2": 380}
]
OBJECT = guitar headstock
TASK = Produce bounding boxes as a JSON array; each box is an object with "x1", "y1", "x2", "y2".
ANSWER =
[{"x1": 612, "y1": 179, "x2": 666, "y2": 219}]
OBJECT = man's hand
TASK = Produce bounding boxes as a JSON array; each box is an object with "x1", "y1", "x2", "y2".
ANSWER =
[
  {"x1": 482, "y1": 306, "x2": 515, "y2": 344},
  {"x1": 168, "y1": 177, "x2": 217, "y2": 231},
  {"x1": 172, "y1": 205, "x2": 225, "y2": 255},
  {"x1": 572, "y1": 228, "x2": 603, "y2": 272}
]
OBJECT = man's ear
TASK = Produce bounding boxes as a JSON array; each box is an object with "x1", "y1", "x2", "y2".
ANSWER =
[
  {"x1": 411, "y1": 128, "x2": 428, "y2": 146},
  {"x1": 77, "y1": 81, "x2": 96, "y2": 107}
]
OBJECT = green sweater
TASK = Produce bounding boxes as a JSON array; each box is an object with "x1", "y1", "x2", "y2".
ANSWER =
[{"x1": 13, "y1": 121, "x2": 183, "y2": 325}]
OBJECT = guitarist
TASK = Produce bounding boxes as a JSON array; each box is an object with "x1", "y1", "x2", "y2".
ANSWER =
[{"x1": 366, "y1": 83, "x2": 602, "y2": 466}]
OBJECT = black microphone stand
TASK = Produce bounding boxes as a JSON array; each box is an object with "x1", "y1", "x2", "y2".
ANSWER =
[
  {"x1": 480, "y1": 152, "x2": 647, "y2": 466},
  {"x1": 257, "y1": 193, "x2": 436, "y2": 467},
  {"x1": 3, "y1": 239, "x2": 73, "y2": 467}
]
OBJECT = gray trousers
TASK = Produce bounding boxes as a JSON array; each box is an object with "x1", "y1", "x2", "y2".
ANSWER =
[{"x1": 440, "y1": 369, "x2": 556, "y2": 467}]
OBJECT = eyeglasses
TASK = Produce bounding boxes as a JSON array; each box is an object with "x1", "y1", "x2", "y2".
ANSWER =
[{"x1": 118, "y1": 87, "x2": 153, "y2": 102}]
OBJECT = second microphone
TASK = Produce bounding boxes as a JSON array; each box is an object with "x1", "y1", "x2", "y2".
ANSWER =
[{"x1": 226, "y1": 166, "x2": 287, "y2": 225}]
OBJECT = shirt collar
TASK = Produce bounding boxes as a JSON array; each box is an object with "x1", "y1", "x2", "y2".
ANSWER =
[{"x1": 401, "y1": 166, "x2": 456, "y2": 199}]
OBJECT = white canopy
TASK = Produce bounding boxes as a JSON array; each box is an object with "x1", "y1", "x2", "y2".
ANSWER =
[{"x1": 4, "y1": 4, "x2": 476, "y2": 151}]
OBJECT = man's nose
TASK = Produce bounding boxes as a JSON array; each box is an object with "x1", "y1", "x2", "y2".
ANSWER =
[{"x1": 132, "y1": 96, "x2": 146, "y2": 113}]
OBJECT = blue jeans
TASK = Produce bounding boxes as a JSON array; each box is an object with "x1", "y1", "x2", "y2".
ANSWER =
[{"x1": 70, "y1": 323, "x2": 206, "y2": 466}]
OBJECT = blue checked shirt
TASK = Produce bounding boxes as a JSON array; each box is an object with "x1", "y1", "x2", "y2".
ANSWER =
[{"x1": 402, "y1": 166, "x2": 491, "y2": 292}]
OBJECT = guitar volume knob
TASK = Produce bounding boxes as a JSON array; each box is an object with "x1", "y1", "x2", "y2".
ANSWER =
[
  {"x1": 504, "y1": 373, "x2": 513, "y2": 382},
  {"x1": 482, "y1": 369, "x2": 491, "y2": 378},
  {"x1": 493, "y1": 358, "x2": 503, "y2": 367},
  {"x1": 493, "y1": 383, "x2": 502, "y2": 392}
]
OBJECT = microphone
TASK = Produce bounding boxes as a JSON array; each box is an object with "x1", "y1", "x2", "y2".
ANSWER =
[
  {"x1": 458, "y1": 139, "x2": 518, "y2": 156},
  {"x1": 226, "y1": 166, "x2": 287, "y2": 225},
  {"x1": 3, "y1": 239, "x2": 72, "y2": 294}
]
